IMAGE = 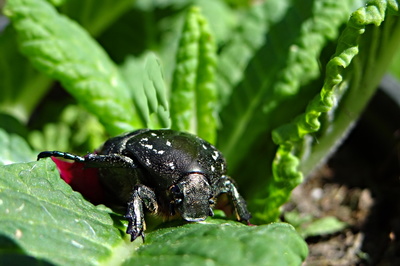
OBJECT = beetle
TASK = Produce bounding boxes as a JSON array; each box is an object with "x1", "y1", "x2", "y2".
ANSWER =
[{"x1": 37, "y1": 129, "x2": 251, "y2": 241}]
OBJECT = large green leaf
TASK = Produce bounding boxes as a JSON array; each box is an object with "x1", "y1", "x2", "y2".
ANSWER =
[
  {"x1": 4, "y1": 0, "x2": 143, "y2": 135},
  {"x1": 0, "y1": 160, "x2": 130, "y2": 265},
  {"x1": 129, "y1": 222, "x2": 308, "y2": 265}
]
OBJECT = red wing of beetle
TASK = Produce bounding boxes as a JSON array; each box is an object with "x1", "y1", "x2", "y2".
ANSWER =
[{"x1": 51, "y1": 157, "x2": 105, "y2": 204}]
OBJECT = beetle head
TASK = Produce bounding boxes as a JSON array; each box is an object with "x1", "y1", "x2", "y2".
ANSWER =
[{"x1": 170, "y1": 173, "x2": 214, "y2": 221}]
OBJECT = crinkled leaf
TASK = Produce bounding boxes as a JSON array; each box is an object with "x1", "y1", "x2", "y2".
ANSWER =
[
  {"x1": 266, "y1": 0, "x2": 400, "y2": 221},
  {"x1": 170, "y1": 7, "x2": 218, "y2": 144},
  {"x1": 0, "y1": 160, "x2": 307, "y2": 265},
  {"x1": 0, "y1": 128, "x2": 36, "y2": 165},
  {"x1": 4, "y1": 0, "x2": 143, "y2": 135}
]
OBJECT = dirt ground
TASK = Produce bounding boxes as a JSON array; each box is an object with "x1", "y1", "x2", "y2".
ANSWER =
[{"x1": 284, "y1": 83, "x2": 400, "y2": 266}]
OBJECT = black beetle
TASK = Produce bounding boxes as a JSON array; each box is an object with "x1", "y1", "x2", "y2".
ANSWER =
[{"x1": 38, "y1": 129, "x2": 251, "y2": 241}]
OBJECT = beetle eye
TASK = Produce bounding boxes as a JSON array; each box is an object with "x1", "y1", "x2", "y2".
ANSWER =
[
  {"x1": 209, "y1": 199, "x2": 215, "y2": 205},
  {"x1": 170, "y1": 185, "x2": 182, "y2": 195}
]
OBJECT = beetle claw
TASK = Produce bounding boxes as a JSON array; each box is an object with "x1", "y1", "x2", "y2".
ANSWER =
[
  {"x1": 125, "y1": 185, "x2": 157, "y2": 242},
  {"x1": 125, "y1": 213, "x2": 145, "y2": 242},
  {"x1": 126, "y1": 225, "x2": 144, "y2": 242}
]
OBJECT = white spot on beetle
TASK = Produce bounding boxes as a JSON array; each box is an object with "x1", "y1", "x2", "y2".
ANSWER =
[
  {"x1": 211, "y1": 165, "x2": 215, "y2": 172},
  {"x1": 145, "y1": 158, "x2": 151, "y2": 165},
  {"x1": 202, "y1": 144, "x2": 208, "y2": 150},
  {"x1": 152, "y1": 149, "x2": 165, "y2": 155},
  {"x1": 166, "y1": 141, "x2": 172, "y2": 146},
  {"x1": 212, "y1": 151, "x2": 219, "y2": 160},
  {"x1": 142, "y1": 144, "x2": 153, "y2": 149},
  {"x1": 141, "y1": 138, "x2": 148, "y2": 142},
  {"x1": 151, "y1": 133, "x2": 157, "y2": 136},
  {"x1": 167, "y1": 162, "x2": 175, "y2": 169}
]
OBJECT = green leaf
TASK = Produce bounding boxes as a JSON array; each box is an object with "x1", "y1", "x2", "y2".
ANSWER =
[
  {"x1": 284, "y1": 212, "x2": 347, "y2": 238},
  {"x1": 192, "y1": 0, "x2": 236, "y2": 45},
  {"x1": 0, "y1": 160, "x2": 134, "y2": 265},
  {"x1": 300, "y1": 216, "x2": 347, "y2": 238},
  {"x1": 216, "y1": 2, "x2": 273, "y2": 106},
  {"x1": 143, "y1": 54, "x2": 171, "y2": 129},
  {"x1": 29, "y1": 123, "x2": 71, "y2": 152},
  {"x1": 4, "y1": 0, "x2": 143, "y2": 135},
  {"x1": 60, "y1": 0, "x2": 133, "y2": 36},
  {"x1": 59, "y1": 105, "x2": 106, "y2": 151},
  {"x1": 0, "y1": 128, "x2": 36, "y2": 165},
  {"x1": 120, "y1": 53, "x2": 171, "y2": 129},
  {"x1": 267, "y1": 0, "x2": 400, "y2": 221},
  {"x1": 129, "y1": 222, "x2": 308, "y2": 265},
  {"x1": 389, "y1": 48, "x2": 400, "y2": 79},
  {"x1": 218, "y1": 0, "x2": 357, "y2": 171},
  {"x1": 0, "y1": 26, "x2": 52, "y2": 123},
  {"x1": 170, "y1": 6, "x2": 218, "y2": 144},
  {"x1": 0, "y1": 160, "x2": 308, "y2": 264},
  {"x1": 28, "y1": 105, "x2": 106, "y2": 152},
  {"x1": 0, "y1": 234, "x2": 54, "y2": 265}
]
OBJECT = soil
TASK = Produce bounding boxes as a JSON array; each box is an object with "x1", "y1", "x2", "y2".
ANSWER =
[{"x1": 283, "y1": 78, "x2": 400, "y2": 266}]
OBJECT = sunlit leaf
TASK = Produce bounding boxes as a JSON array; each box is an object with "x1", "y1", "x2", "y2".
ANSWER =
[{"x1": 4, "y1": 0, "x2": 143, "y2": 135}]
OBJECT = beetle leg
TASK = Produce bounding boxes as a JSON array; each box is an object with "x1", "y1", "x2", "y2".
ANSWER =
[
  {"x1": 215, "y1": 176, "x2": 251, "y2": 222},
  {"x1": 125, "y1": 185, "x2": 158, "y2": 242},
  {"x1": 37, "y1": 151, "x2": 85, "y2": 162},
  {"x1": 38, "y1": 151, "x2": 138, "y2": 169}
]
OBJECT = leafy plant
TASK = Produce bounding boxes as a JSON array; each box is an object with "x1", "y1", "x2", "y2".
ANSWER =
[{"x1": 1, "y1": 0, "x2": 399, "y2": 264}]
